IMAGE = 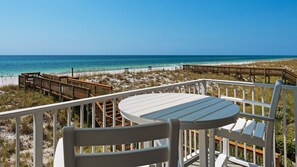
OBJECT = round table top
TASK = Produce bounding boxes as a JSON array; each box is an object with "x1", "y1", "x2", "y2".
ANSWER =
[{"x1": 119, "y1": 93, "x2": 240, "y2": 129}]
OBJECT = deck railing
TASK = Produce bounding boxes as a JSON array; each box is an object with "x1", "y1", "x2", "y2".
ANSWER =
[{"x1": 0, "y1": 79, "x2": 297, "y2": 166}]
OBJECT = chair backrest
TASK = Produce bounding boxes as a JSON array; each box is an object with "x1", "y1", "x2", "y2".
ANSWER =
[{"x1": 62, "y1": 119, "x2": 180, "y2": 167}]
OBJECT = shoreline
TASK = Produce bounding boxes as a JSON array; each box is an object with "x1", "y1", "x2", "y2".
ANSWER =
[{"x1": 0, "y1": 58, "x2": 296, "y2": 87}]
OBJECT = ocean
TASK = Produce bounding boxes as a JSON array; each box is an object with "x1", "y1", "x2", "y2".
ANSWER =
[{"x1": 0, "y1": 55, "x2": 296, "y2": 77}]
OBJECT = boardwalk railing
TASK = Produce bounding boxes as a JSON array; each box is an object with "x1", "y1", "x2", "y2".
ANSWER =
[
  {"x1": 1, "y1": 79, "x2": 297, "y2": 166},
  {"x1": 19, "y1": 75, "x2": 91, "y2": 100},
  {"x1": 18, "y1": 73, "x2": 112, "y2": 100},
  {"x1": 183, "y1": 64, "x2": 297, "y2": 85},
  {"x1": 67, "y1": 78, "x2": 112, "y2": 95}
]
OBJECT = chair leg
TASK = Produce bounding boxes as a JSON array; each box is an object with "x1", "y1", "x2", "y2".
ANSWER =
[
  {"x1": 264, "y1": 146, "x2": 273, "y2": 167},
  {"x1": 222, "y1": 138, "x2": 229, "y2": 167}
]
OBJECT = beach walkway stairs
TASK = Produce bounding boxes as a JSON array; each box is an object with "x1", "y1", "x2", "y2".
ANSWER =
[{"x1": 18, "y1": 72, "x2": 129, "y2": 127}]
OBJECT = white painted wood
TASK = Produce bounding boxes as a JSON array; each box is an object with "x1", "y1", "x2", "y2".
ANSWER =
[
  {"x1": 221, "y1": 123, "x2": 235, "y2": 131},
  {"x1": 67, "y1": 107, "x2": 72, "y2": 126},
  {"x1": 220, "y1": 96, "x2": 271, "y2": 108},
  {"x1": 179, "y1": 130, "x2": 184, "y2": 167},
  {"x1": 184, "y1": 130, "x2": 187, "y2": 160},
  {"x1": 215, "y1": 154, "x2": 227, "y2": 167},
  {"x1": 91, "y1": 102, "x2": 95, "y2": 153},
  {"x1": 33, "y1": 112, "x2": 43, "y2": 167},
  {"x1": 151, "y1": 98, "x2": 222, "y2": 120},
  {"x1": 239, "y1": 112, "x2": 274, "y2": 122},
  {"x1": 0, "y1": 79, "x2": 291, "y2": 166},
  {"x1": 252, "y1": 86, "x2": 256, "y2": 164},
  {"x1": 215, "y1": 80, "x2": 282, "y2": 167},
  {"x1": 199, "y1": 130, "x2": 208, "y2": 167},
  {"x1": 62, "y1": 120, "x2": 180, "y2": 167},
  {"x1": 15, "y1": 117, "x2": 20, "y2": 167},
  {"x1": 54, "y1": 138, "x2": 64, "y2": 167},
  {"x1": 294, "y1": 88, "x2": 297, "y2": 165},
  {"x1": 112, "y1": 98, "x2": 116, "y2": 152},
  {"x1": 119, "y1": 93, "x2": 239, "y2": 167},
  {"x1": 80, "y1": 105, "x2": 84, "y2": 154},
  {"x1": 283, "y1": 90, "x2": 287, "y2": 167},
  {"x1": 231, "y1": 118, "x2": 246, "y2": 133},
  {"x1": 209, "y1": 129, "x2": 215, "y2": 167},
  {"x1": 53, "y1": 110, "x2": 58, "y2": 153},
  {"x1": 242, "y1": 120, "x2": 256, "y2": 136},
  {"x1": 253, "y1": 122, "x2": 266, "y2": 138},
  {"x1": 120, "y1": 94, "x2": 239, "y2": 130}
]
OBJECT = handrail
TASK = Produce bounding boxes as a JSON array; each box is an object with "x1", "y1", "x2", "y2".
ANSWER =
[
  {"x1": 183, "y1": 64, "x2": 286, "y2": 70},
  {"x1": 67, "y1": 78, "x2": 112, "y2": 90},
  {"x1": 42, "y1": 73, "x2": 68, "y2": 80},
  {"x1": 33, "y1": 76, "x2": 90, "y2": 91}
]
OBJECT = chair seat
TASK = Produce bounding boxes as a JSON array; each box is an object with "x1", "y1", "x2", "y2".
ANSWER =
[{"x1": 215, "y1": 118, "x2": 266, "y2": 147}]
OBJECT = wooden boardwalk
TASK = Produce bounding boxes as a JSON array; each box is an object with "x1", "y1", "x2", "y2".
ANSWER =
[
  {"x1": 18, "y1": 72, "x2": 126, "y2": 126},
  {"x1": 183, "y1": 64, "x2": 297, "y2": 85}
]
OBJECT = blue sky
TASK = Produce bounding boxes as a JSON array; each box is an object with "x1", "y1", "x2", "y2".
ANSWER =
[{"x1": 0, "y1": 0, "x2": 296, "y2": 55}]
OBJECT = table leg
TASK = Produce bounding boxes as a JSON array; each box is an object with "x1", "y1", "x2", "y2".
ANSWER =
[
  {"x1": 209, "y1": 129, "x2": 215, "y2": 167},
  {"x1": 179, "y1": 130, "x2": 184, "y2": 167},
  {"x1": 199, "y1": 129, "x2": 208, "y2": 167}
]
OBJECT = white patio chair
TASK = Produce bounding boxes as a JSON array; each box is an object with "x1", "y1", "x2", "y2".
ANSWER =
[
  {"x1": 214, "y1": 80, "x2": 282, "y2": 167},
  {"x1": 54, "y1": 119, "x2": 180, "y2": 167}
]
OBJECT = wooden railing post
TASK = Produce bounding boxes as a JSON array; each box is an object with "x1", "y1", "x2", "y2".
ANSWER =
[
  {"x1": 24, "y1": 75, "x2": 27, "y2": 91},
  {"x1": 18, "y1": 75, "x2": 21, "y2": 90},
  {"x1": 264, "y1": 68, "x2": 267, "y2": 83},
  {"x1": 49, "y1": 80, "x2": 51, "y2": 96},
  {"x1": 72, "y1": 85, "x2": 75, "y2": 100},
  {"x1": 59, "y1": 83, "x2": 62, "y2": 101},
  {"x1": 40, "y1": 79, "x2": 43, "y2": 94},
  {"x1": 87, "y1": 89, "x2": 90, "y2": 98},
  {"x1": 32, "y1": 76, "x2": 36, "y2": 90}
]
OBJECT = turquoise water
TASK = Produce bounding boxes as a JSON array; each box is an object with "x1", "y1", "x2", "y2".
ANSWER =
[{"x1": 0, "y1": 55, "x2": 296, "y2": 76}]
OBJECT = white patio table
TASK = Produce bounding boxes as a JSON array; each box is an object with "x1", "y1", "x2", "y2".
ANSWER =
[{"x1": 119, "y1": 93, "x2": 239, "y2": 167}]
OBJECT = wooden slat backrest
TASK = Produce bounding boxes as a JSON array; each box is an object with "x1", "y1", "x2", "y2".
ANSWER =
[
  {"x1": 63, "y1": 119, "x2": 179, "y2": 167},
  {"x1": 75, "y1": 147, "x2": 168, "y2": 167}
]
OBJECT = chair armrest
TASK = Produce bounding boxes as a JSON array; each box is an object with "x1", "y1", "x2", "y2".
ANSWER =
[{"x1": 239, "y1": 112, "x2": 274, "y2": 122}]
